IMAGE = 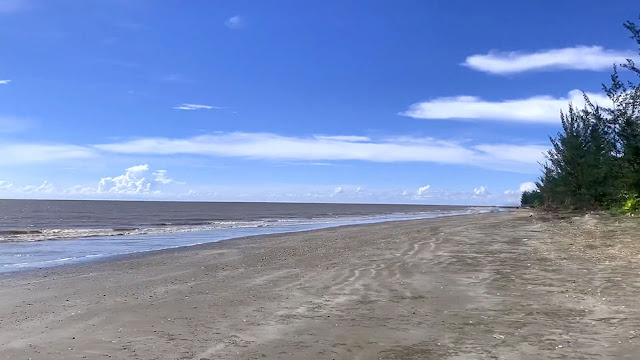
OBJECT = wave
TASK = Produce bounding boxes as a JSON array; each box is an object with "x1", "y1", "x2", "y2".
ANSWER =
[
  {"x1": 0, "y1": 220, "x2": 303, "y2": 243},
  {"x1": 0, "y1": 217, "x2": 379, "y2": 243},
  {"x1": 0, "y1": 207, "x2": 502, "y2": 243}
]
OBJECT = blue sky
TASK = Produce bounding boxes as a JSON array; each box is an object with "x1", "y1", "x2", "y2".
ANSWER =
[{"x1": 0, "y1": 0, "x2": 638, "y2": 204}]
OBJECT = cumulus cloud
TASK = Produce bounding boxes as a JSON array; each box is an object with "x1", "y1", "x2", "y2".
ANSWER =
[
  {"x1": 153, "y1": 169, "x2": 181, "y2": 185},
  {"x1": 0, "y1": 180, "x2": 57, "y2": 197},
  {"x1": 416, "y1": 185, "x2": 430, "y2": 196},
  {"x1": 97, "y1": 165, "x2": 182, "y2": 194},
  {"x1": 173, "y1": 103, "x2": 220, "y2": 111},
  {"x1": 401, "y1": 90, "x2": 612, "y2": 123},
  {"x1": 98, "y1": 164, "x2": 152, "y2": 194},
  {"x1": 0, "y1": 143, "x2": 95, "y2": 165},
  {"x1": 0, "y1": 80, "x2": 10, "y2": 84},
  {"x1": 94, "y1": 132, "x2": 546, "y2": 173},
  {"x1": 23, "y1": 180, "x2": 53, "y2": 194},
  {"x1": 473, "y1": 186, "x2": 490, "y2": 196},
  {"x1": 519, "y1": 182, "x2": 537, "y2": 192},
  {"x1": 0, "y1": 176, "x2": 531, "y2": 205},
  {"x1": 392, "y1": 185, "x2": 512, "y2": 204},
  {"x1": 503, "y1": 181, "x2": 539, "y2": 204},
  {"x1": 0, "y1": 180, "x2": 13, "y2": 190},
  {"x1": 330, "y1": 186, "x2": 344, "y2": 197},
  {"x1": 463, "y1": 46, "x2": 635, "y2": 75},
  {"x1": 504, "y1": 182, "x2": 538, "y2": 195},
  {"x1": 224, "y1": 15, "x2": 244, "y2": 29}
]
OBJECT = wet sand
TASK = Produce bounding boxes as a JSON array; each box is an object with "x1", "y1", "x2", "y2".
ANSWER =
[{"x1": 1, "y1": 210, "x2": 640, "y2": 359}]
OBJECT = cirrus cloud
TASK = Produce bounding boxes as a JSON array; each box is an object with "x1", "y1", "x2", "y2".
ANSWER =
[
  {"x1": 0, "y1": 133, "x2": 548, "y2": 174},
  {"x1": 93, "y1": 132, "x2": 547, "y2": 173},
  {"x1": 173, "y1": 103, "x2": 220, "y2": 111},
  {"x1": 0, "y1": 143, "x2": 95, "y2": 165}
]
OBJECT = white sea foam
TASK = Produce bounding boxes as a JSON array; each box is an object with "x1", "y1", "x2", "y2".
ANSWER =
[
  {"x1": 0, "y1": 207, "x2": 506, "y2": 274},
  {"x1": 0, "y1": 210, "x2": 495, "y2": 243}
]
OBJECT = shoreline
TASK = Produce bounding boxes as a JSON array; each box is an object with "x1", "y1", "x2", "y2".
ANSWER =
[
  {"x1": 1, "y1": 208, "x2": 503, "y2": 276},
  {"x1": 2, "y1": 210, "x2": 639, "y2": 358}
]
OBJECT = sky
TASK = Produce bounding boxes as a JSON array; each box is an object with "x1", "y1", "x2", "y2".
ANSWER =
[{"x1": 0, "y1": 0, "x2": 638, "y2": 205}]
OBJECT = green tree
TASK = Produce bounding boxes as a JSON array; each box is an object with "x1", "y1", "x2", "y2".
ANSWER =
[
  {"x1": 539, "y1": 104, "x2": 615, "y2": 208},
  {"x1": 602, "y1": 20, "x2": 640, "y2": 196},
  {"x1": 537, "y1": 17, "x2": 640, "y2": 211},
  {"x1": 520, "y1": 189, "x2": 542, "y2": 207}
]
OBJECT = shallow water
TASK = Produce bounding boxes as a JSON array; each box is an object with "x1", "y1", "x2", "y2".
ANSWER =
[{"x1": 0, "y1": 200, "x2": 502, "y2": 273}]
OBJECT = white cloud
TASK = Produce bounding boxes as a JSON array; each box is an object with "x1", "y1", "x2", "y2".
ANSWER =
[
  {"x1": 473, "y1": 186, "x2": 490, "y2": 196},
  {"x1": 94, "y1": 132, "x2": 546, "y2": 173},
  {"x1": 0, "y1": 143, "x2": 95, "y2": 165},
  {"x1": 463, "y1": 46, "x2": 635, "y2": 75},
  {"x1": 65, "y1": 185, "x2": 95, "y2": 195},
  {"x1": 519, "y1": 182, "x2": 537, "y2": 192},
  {"x1": 330, "y1": 186, "x2": 344, "y2": 197},
  {"x1": 0, "y1": 80, "x2": 10, "y2": 84},
  {"x1": 98, "y1": 164, "x2": 152, "y2": 194},
  {"x1": 0, "y1": 133, "x2": 547, "y2": 173},
  {"x1": 225, "y1": 15, "x2": 244, "y2": 29},
  {"x1": 416, "y1": 185, "x2": 430, "y2": 196},
  {"x1": 310, "y1": 162, "x2": 333, "y2": 166},
  {"x1": 0, "y1": 176, "x2": 531, "y2": 205},
  {"x1": 0, "y1": 180, "x2": 13, "y2": 190},
  {"x1": 23, "y1": 180, "x2": 54, "y2": 194},
  {"x1": 401, "y1": 89, "x2": 612, "y2": 123},
  {"x1": 398, "y1": 185, "x2": 510, "y2": 204},
  {"x1": 474, "y1": 144, "x2": 548, "y2": 164},
  {"x1": 504, "y1": 182, "x2": 539, "y2": 204},
  {"x1": 97, "y1": 165, "x2": 182, "y2": 194},
  {"x1": 207, "y1": 184, "x2": 475, "y2": 204},
  {"x1": 153, "y1": 169, "x2": 181, "y2": 185},
  {"x1": 314, "y1": 135, "x2": 371, "y2": 142},
  {"x1": 173, "y1": 103, "x2": 220, "y2": 111}
]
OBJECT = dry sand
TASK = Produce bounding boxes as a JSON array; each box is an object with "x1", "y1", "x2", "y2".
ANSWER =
[{"x1": 1, "y1": 210, "x2": 640, "y2": 359}]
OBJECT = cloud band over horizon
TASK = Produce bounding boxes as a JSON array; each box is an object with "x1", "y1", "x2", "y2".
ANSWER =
[
  {"x1": 0, "y1": 132, "x2": 548, "y2": 174},
  {"x1": 93, "y1": 132, "x2": 547, "y2": 172}
]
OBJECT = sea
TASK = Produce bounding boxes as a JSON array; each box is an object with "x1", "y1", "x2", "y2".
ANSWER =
[{"x1": 0, "y1": 199, "x2": 502, "y2": 274}]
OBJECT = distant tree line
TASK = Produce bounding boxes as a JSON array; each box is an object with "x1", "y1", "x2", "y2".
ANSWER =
[{"x1": 522, "y1": 18, "x2": 640, "y2": 213}]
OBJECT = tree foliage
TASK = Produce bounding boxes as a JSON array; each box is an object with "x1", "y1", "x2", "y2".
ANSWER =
[
  {"x1": 530, "y1": 18, "x2": 640, "y2": 213},
  {"x1": 520, "y1": 190, "x2": 542, "y2": 207}
]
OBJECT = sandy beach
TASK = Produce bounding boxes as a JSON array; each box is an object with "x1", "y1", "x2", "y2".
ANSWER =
[{"x1": 1, "y1": 210, "x2": 640, "y2": 359}]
